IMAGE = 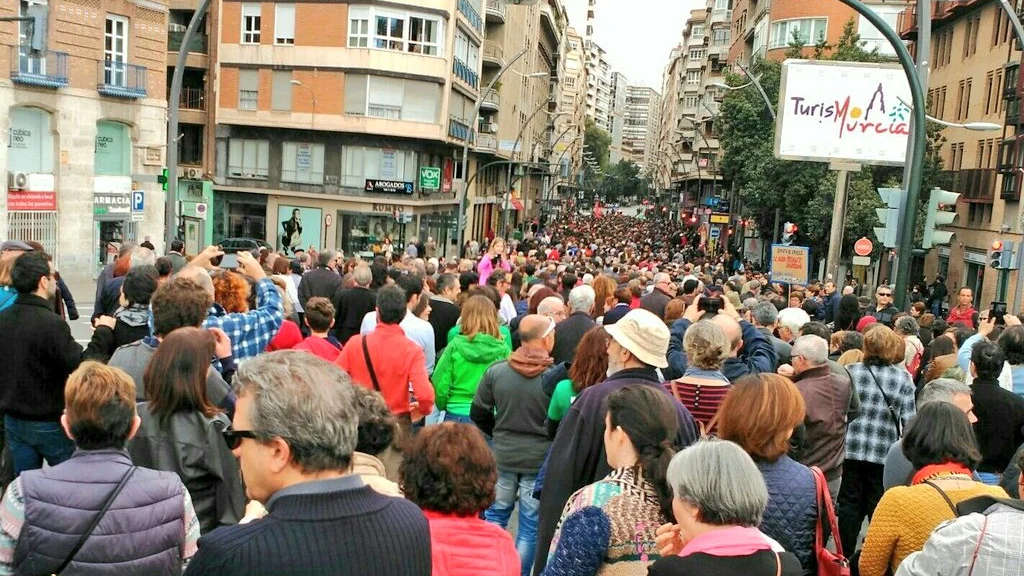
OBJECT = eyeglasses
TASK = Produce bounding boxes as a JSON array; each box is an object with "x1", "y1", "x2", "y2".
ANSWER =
[
  {"x1": 222, "y1": 429, "x2": 260, "y2": 450},
  {"x1": 542, "y1": 317, "x2": 557, "y2": 339},
  {"x1": 877, "y1": 292, "x2": 892, "y2": 297}
]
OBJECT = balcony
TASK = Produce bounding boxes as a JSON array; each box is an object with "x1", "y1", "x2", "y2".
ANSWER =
[
  {"x1": 709, "y1": 9, "x2": 732, "y2": 25},
  {"x1": 167, "y1": 31, "x2": 208, "y2": 54},
  {"x1": 897, "y1": 4, "x2": 917, "y2": 39},
  {"x1": 482, "y1": 40, "x2": 505, "y2": 68},
  {"x1": 457, "y1": 0, "x2": 483, "y2": 33},
  {"x1": 97, "y1": 61, "x2": 147, "y2": 99},
  {"x1": 1007, "y1": 97, "x2": 1021, "y2": 126},
  {"x1": 947, "y1": 168, "x2": 996, "y2": 203},
  {"x1": 1005, "y1": 63, "x2": 1020, "y2": 100},
  {"x1": 453, "y1": 58, "x2": 479, "y2": 89},
  {"x1": 449, "y1": 117, "x2": 471, "y2": 141},
  {"x1": 9, "y1": 47, "x2": 68, "y2": 89},
  {"x1": 475, "y1": 133, "x2": 498, "y2": 153},
  {"x1": 480, "y1": 90, "x2": 501, "y2": 111},
  {"x1": 486, "y1": 0, "x2": 506, "y2": 24},
  {"x1": 179, "y1": 87, "x2": 206, "y2": 111}
]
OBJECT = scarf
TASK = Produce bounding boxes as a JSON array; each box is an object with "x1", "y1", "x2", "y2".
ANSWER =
[
  {"x1": 509, "y1": 346, "x2": 554, "y2": 378},
  {"x1": 679, "y1": 525, "x2": 782, "y2": 558},
  {"x1": 115, "y1": 303, "x2": 150, "y2": 328},
  {"x1": 911, "y1": 462, "x2": 973, "y2": 485}
]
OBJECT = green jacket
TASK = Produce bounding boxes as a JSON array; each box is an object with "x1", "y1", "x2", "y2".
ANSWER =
[{"x1": 432, "y1": 332, "x2": 511, "y2": 416}]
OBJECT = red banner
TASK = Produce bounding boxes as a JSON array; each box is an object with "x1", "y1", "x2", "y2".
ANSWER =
[
  {"x1": 442, "y1": 158, "x2": 453, "y2": 193},
  {"x1": 8, "y1": 190, "x2": 56, "y2": 211}
]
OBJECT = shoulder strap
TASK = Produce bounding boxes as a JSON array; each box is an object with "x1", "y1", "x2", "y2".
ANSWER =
[
  {"x1": 54, "y1": 466, "x2": 137, "y2": 575},
  {"x1": 967, "y1": 516, "x2": 989, "y2": 576},
  {"x1": 924, "y1": 480, "x2": 959, "y2": 516},
  {"x1": 361, "y1": 335, "x2": 381, "y2": 392},
  {"x1": 865, "y1": 366, "x2": 903, "y2": 435}
]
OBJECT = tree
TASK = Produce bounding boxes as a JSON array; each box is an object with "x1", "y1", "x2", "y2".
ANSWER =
[
  {"x1": 718, "y1": 17, "x2": 943, "y2": 262},
  {"x1": 584, "y1": 118, "x2": 611, "y2": 169},
  {"x1": 597, "y1": 160, "x2": 649, "y2": 204}
]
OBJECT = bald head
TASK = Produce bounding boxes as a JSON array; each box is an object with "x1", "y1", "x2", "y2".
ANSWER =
[
  {"x1": 175, "y1": 265, "x2": 215, "y2": 297},
  {"x1": 520, "y1": 314, "x2": 555, "y2": 353},
  {"x1": 710, "y1": 314, "x2": 742, "y2": 355}
]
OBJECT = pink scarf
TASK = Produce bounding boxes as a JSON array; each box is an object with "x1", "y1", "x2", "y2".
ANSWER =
[{"x1": 679, "y1": 526, "x2": 779, "y2": 558}]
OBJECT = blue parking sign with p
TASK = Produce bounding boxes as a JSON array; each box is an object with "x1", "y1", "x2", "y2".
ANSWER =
[{"x1": 132, "y1": 191, "x2": 144, "y2": 211}]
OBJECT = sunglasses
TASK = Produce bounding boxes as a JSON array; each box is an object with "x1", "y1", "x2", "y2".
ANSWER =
[
  {"x1": 222, "y1": 429, "x2": 259, "y2": 450},
  {"x1": 877, "y1": 292, "x2": 892, "y2": 297}
]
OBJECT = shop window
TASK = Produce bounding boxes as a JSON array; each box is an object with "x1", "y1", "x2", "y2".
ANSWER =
[
  {"x1": 94, "y1": 120, "x2": 131, "y2": 176},
  {"x1": 8, "y1": 106, "x2": 54, "y2": 173},
  {"x1": 281, "y1": 142, "x2": 325, "y2": 184},
  {"x1": 341, "y1": 146, "x2": 417, "y2": 188}
]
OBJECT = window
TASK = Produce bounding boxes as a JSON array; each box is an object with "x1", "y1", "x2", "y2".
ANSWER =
[
  {"x1": 239, "y1": 69, "x2": 258, "y2": 110},
  {"x1": 985, "y1": 71, "x2": 994, "y2": 115},
  {"x1": 770, "y1": 18, "x2": 827, "y2": 49},
  {"x1": 282, "y1": 142, "x2": 325, "y2": 184},
  {"x1": 962, "y1": 16, "x2": 980, "y2": 58},
  {"x1": 689, "y1": 49, "x2": 705, "y2": 60},
  {"x1": 453, "y1": 30, "x2": 480, "y2": 70},
  {"x1": 564, "y1": 76, "x2": 576, "y2": 88},
  {"x1": 937, "y1": 87, "x2": 946, "y2": 119},
  {"x1": 104, "y1": 14, "x2": 128, "y2": 85},
  {"x1": 242, "y1": 3, "x2": 261, "y2": 44},
  {"x1": 691, "y1": 25, "x2": 704, "y2": 38},
  {"x1": 228, "y1": 138, "x2": 269, "y2": 179},
  {"x1": 271, "y1": 70, "x2": 292, "y2": 111},
  {"x1": 685, "y1": 70, "x2": 700, "y2": 85},
  {"x1": 995, "y1": 70, "x2": 1004, "y2": 115},
  {"x1": 347, "y1": 6, "x2": 443, "y2": 55},
  {"x1": 712, "y1": 29, "x2": 729, "y2": 46},
  {"x1": 275, "y1": 4, "x2": 294, "y2": 45},
  {"x1": 343, "y1": 74, "x2": 440, "y2": 123},
  {"x1": 684, "y1": 95, "x2": 698, "y2": 109},
  {"x1": 340, "y1": 146, "x2": 417, "y2": 188}
]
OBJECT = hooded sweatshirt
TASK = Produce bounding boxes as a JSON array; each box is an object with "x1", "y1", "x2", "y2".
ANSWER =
[
  {"x1": 470, "y1": 345, "x2": 554, "y2": 474},
  {"x1": 432, "y1": 332, "x2": 511, "y2": 416}
]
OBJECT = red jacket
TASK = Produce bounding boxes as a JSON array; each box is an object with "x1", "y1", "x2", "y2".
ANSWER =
[
  {"x1": 294, "y1": 335, "x2": 340, "y2": 362},
  {"x1": 947, "y1": 305, "x2": 978, "y2": 329},
  {"x1": 335, "y1": 324, "x2": 434, "y2": 416},
  {"x1": 423, "y1": 510, "x2": 519, "y2": 576},
  {"x1": 266, "y1": 320, "x2": 303, "y2": 351}
]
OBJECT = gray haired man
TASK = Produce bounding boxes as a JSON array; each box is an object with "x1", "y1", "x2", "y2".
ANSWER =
[
  {"x1": 184, "y1": 351, "x2": 432, "y2": 576},
  {"x1": 882, "y1": 378, "x2": 977, "y2": 490},
  {"x1": 551, "y1": 285, "x2": 597, "y2": 364}
]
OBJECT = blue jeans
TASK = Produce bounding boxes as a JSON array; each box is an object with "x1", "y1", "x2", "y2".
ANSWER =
[
  {"x1": 4, "y1": 416, "x2": 74, "y2": 475},
  {"x1": 443, "y1": 413, "x2": 474, "y2": 424},
  {"x1": 485, "y1": 471, "x2": 539, "y2": 576},
  {"x1": 931, "y1": 300, "x2": 942, "y2": 317}
]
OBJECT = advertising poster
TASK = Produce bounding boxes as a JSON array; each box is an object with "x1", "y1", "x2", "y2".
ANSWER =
[{"x1": 279, "y1": 205, "x2": 323, "y2": 254}]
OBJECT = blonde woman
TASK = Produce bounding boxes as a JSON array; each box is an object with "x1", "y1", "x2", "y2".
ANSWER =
[
  {"x1": 478, "y1": 237, "x2": 510, "y2": 285},
  {"x1": 667, "y1": 320, "x2": 731, "y2": 435},
  {"x1": 431, "y1": 295, "x2": 511, "y2": 423}
]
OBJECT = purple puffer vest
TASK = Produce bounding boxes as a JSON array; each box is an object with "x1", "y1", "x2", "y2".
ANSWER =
[{"x1": 14, "y1": 449, "x2": 185, "y2": 576}]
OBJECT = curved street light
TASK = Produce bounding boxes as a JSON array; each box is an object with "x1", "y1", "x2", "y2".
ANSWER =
[{"x1": 895, "y1": 97, "x2": 1002, "y2": 131}]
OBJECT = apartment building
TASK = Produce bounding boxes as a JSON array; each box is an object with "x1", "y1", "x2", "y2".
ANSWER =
[
  {"x1": 1, "y1": 0, "x2": 169, "y2": 282},
  {"x1": 622, "y1": 85, "x2": 661, "y2": 172},
  {"x1": 729, "y1": 0, "x2": 906, "y2": 66},
  {"x1": 656, "y1": 44, "x2": 684, "y2": 194},
  {"x1": 608, "y1": 71, "x2": 627, "y2": 163},
  {"x1": 212, "y1": 0, "x2": 494, "y2": 257},
  {"x1": 551, "y1": 25, "x2": 586, "y2": 208},
  {"x1": 475, "y1": 0, "x2": 564, "y2": 240},
  {"x1": 901, "y1": 0, "x2": 1021, "y2": 308},
  {"x1": 585, "y1": 40, "x2": 612, "y2": 133}
]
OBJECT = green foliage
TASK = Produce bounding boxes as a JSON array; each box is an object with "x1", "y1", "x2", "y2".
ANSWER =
[
  {"x1": 584, "y1": 118, "x2": 611, "y2": 169},
  {"x1": 719, "y1": 16, "x2": 943, "y2": 263},
  {"x1": 597, "y1": 160, "x2": 650, "y2": 204}
]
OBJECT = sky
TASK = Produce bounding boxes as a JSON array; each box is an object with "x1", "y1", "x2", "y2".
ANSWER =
[{"x1": 560, "y1": 0, "x2": 701, "y2": 92}]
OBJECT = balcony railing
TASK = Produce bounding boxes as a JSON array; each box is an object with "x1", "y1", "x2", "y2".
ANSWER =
[
  {"x1": 458, "y1": 0, "x2": 483, "y2": 32},
  {"x1": 475, "y1": 133, "x2": 498, "y2": 152},
  {"x1": 167, "y1": 31, "x2": 209, "y2": 54},
  {"x1": 946, "y1": 168, "x2": 996, "y2": 203},
  {"x1": 483, "y1": 40, "x2": 504, "y2": 66},
  {"x1": 97, "y1": 60, "x2": 147, "y2": 98},
  {"x1": 481, "y1": 90, "x2": 501, "y2": 110},
  {"x1": 897, "y1": 4, "x2": 917, "y2": 39},
  {"x1": 180, "y1": 87, "x2": 206, "y2": 111},
  {"x1": 453, "y1": 58, "x2": 479, "y2": 89},
  {"x1": 486, "y1": 0, "x2": 507, "y2": 23},
  {"x1": 9, "y1": 47, "x2": 68, "y2": 89},
  {"x1": 449, "y1": 117, "x2": 471, "y2": 141}
]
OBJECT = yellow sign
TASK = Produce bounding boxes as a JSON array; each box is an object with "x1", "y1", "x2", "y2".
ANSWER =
[
  {"x1": 710, "y1": 213, "x2": 730, "y2": 224},
  {"x1": 770, "y1": 245, "x2": 810, "y2": 286}
]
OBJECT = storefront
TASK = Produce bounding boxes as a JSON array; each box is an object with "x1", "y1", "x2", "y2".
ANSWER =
[
  {"x1": 212, "y1": 190, "x2": 268, "y2": 245},
  {"x1": 963, "y1": 250, "x2": 987, "y2": 309},
  {"x1": 91, "y1": 121, "x2": 136, "y2": 270},
  {"x1": 178, "y1": 179, "x2": 214, "y2": 255},
  {"x1": 7, "y1": 106, "x2": 58, "y2": 258}
]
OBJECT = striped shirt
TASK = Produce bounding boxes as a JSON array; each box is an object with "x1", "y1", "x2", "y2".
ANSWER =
[{"x1": 665, "y1": 379, "x2": 730, "y2": 434}]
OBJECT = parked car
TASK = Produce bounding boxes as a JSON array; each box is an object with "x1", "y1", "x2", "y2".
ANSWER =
[{"x1": 217, "y1": 237, "x2": 273, "y2": 253}]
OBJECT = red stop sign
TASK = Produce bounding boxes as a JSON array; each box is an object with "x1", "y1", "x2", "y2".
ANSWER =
[{"x1": 854, "y1": 237, "x2": 873, "y2": 257}]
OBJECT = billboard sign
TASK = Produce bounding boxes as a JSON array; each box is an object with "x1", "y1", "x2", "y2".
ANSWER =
[{"x1": 775, "y1": 60, "x2": 911, "y2": 166}]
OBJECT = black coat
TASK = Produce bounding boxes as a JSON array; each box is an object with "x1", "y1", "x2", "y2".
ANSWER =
[
  {"x1": 297, "y1": 267, "x2": 342, "y2": 309},
  {"x1": 428, "y1": 297, "x2": 460, "y2": 353},
  {"x1": 83, "y1": 320, "x2": 150, "y2": 364},
  {"x1": 0, "y1": 294, "x2": 84, "y2": 420},
  {"x1": 331, "y1": 286, "x2": 375, "y2": 346},
  {"x1": 649, "y1": 550, "x2": 803, "y2": 576},
  {"x1": 551, "y1": 311, "x2": 597, "y2": 365}
]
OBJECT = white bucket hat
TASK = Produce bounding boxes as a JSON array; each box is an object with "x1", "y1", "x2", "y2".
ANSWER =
[{"x1": 604, "y1": 309, "x2": 669, "y2": 369}]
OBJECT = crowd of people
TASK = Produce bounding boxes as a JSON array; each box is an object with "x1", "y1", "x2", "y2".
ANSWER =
[{"x1": 0, "y1": 209, "x2": 1021, "y2": 576}]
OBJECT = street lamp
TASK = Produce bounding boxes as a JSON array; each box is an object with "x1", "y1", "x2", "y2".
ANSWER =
[
  {"x1": 895, "y1": 97, "x2": 1002, "y2": 131},
  {"x1": 289, "y1": 80, "x2": 316, "y2": 128}
]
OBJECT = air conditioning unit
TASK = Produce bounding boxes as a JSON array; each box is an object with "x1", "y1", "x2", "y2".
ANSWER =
[
  {"x1": 7, "y1": 172, "x2": 28, "y2": 191},
  {"x1": 186, "y1": 168, "x2": 201, "y2": 179},
  {"x1": 169, "y1": 23, "x2": 187, "y2": 32},
  {"x1": 482, "y1": 123, "x2": 499, "y2": 134},
  {"x1": 24, "y1": 173, "x2": 54, "y2": 192}
]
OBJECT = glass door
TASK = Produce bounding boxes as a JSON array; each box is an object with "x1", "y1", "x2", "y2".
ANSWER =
[{"x1": 104, "y1": 15, "x2": 128, "y2": 86}]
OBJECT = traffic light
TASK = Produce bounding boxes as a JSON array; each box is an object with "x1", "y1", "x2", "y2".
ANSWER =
[
  {"x1": 922, "y1": 188, "x2": 961, "y2": 249},
  {"x1": 991, "y1": 240, "x2": 1016, "y2": 269},
  {"x1": 782, "y1": 222, "x2": 797, "y2": 245},
  {"x1": 158, "y1": 167, "x2": 169, "y2": 191},
  {"x1": 874, "y1": 187, "x2": 903, "y2": 249}
]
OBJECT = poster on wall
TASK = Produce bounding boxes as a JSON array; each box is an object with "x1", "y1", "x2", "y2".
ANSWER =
[{"x1": 278, "y1": 205, "x2": 323, "y2": 255}]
